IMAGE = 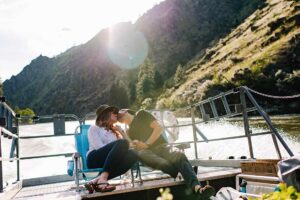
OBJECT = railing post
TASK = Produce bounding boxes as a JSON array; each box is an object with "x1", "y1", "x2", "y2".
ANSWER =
[
  {"x1": 240, "y1": 87, "x2": 254, "y2": 159},
  {"x1": 209, "y1": 99, "x2": 219, "y2": 120},
  {"x1": 221, "y1": 94, "x2": 231, "y2": 115},
  {"x1": 191, "y1": 107, "x2": 198, "y2": 159},
  {"x1": 243, "y1": 87, "x2": 291, "y2": 157},
  {"x1": 0, "y1": 128, "x2": 3, "y2": 192},
  {"x1": 16, "y1": 117, "x2": 20, "y2": 181}
]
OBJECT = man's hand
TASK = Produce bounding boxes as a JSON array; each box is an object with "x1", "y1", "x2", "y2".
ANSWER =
[{"x1": 132, "y1": 140, "x2": 148, "y2": 150}]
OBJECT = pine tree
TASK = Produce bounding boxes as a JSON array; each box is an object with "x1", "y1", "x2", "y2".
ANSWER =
[
  {"x1": 154, "y1": 70, "x2": 163, "y2": 88},
  {"x1": 109, "y1": 80, "x2": 130, "y2": 108},
  {"x1": 174, "y1": 64, "x2": 185, "y2": 84},
  {"x1": 136, "y1": 58, "x2": 155, "y2": 101}
]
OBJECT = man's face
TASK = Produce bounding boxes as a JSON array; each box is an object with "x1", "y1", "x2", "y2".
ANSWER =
[{"x1": 117, "y1": 109, "x2": 128, "y2": 123}]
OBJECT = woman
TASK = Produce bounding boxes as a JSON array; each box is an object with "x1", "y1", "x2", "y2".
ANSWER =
[
  {"x1": 118, "y1": 109, "x2": 215, "y2": 199},
  {"x1": 84, "y1": 104, "x2": 138, "y2": 193}
]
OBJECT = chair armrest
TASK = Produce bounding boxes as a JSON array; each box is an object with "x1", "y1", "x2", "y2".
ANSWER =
[{"x1": 73, "y1": 152, "x2": 81, "y2": 159}]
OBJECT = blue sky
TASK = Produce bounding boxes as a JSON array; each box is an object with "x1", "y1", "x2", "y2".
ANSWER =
[{"x1": 0, "y1": 0, "x2": 164, "y2": 81}]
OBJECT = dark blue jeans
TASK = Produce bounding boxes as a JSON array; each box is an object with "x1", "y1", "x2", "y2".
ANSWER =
[
  {"x1": 137, "y1": 144, "x2": 200, "y2": 189},
  {"x1": 87, "y1": 139, "x2": 138, "y2": 179}
]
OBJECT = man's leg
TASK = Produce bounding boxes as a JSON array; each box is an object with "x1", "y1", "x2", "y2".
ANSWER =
[
  {"x1": 137, "y1": 148, "x2": 178, "y2": 178},
  {"x1": 154, "y1": 147, "x2": 200, "y2": 189},
  {"x1": 153, "y1": 146, "x2": 216, "y2": 198}
]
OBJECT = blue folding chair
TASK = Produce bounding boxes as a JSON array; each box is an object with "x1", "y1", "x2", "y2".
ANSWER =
[
  {"x1": 69, "y1": 124, "x2": 103, "y2": 190},
  {"x1": 68, "y1": 124, "x2": 142, "y2": 191}
]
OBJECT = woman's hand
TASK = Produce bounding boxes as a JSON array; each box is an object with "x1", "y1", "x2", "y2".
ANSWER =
[
  {"x1": 132, "y1": 140, "x2": 148, "y2": 150},
  {"x1": 112, "y1": 125, "x2": 123, "y2": 133}
]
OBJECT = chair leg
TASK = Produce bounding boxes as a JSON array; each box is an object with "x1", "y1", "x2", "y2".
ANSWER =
[
  {"x1": 130, "y1": 169, "x2": 135, "y2": 187},
  {"x1": 74, "y1": 157, "x2": 80, "y2": 192},
  {"x1": 137, "y1": 164, "x2": 143, "y2": 185}
]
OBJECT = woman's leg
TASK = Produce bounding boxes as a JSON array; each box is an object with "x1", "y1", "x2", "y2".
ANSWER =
[
  {"x1": 108, "y1": 149, "x2": 139, "y2": 179},
  {"x1": 87, "y1": 139, "x2": 129, "y2": 183}
]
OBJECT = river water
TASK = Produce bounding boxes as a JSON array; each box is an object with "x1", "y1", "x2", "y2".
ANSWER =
[{"x1": 2, "y1": 115, "x2": 300, "y2": 183}]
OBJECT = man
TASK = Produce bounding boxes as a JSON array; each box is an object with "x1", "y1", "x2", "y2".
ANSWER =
[{"x1": 117, "y1": 108, "x2": 215, "y2": 199}]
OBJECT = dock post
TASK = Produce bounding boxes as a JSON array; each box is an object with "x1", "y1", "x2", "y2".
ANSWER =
[
  {"x1": 240, "y1": 87, "x2": 254, "y2": 159},
  {"x1": 191, "y1": 107, "x2": 198, "y2": 159}
]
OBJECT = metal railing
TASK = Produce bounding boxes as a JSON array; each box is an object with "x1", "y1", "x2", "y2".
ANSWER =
[
  {"x1": 0, "y1": 86, "x2": 295, "y2": 192},
  {"x1": 0, "y1": 97, "x2": 82, "y2": 192},
  {"x1": 151, "y1": 86, "x2": 293, "y2": 160}
]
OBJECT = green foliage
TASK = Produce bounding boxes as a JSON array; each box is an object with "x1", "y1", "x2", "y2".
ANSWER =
[
  {"x1": 154, "y1": 71, "x2": 163, "y2": 88},
  {"x1": 109, "y1": 80, "x2": 130, "y2": 108},
  {"x1": 255, "y1": 183, "x2": 300, "y2": 200},
  {"x1": 174, "y1": 64, "x2": 185, "y2": 84},
  {"x1": 141, "y1": 98, "x2": 154, "y2": 110},
  {"x1": 136, "y1": 58, "x2": 155, "y2": 101},
  {"x1": 15, "y1": 107, "x2": 35, "y2": 124},
  {"x1": 157, "y1": 188, "x2": 173, "y2": 200}
]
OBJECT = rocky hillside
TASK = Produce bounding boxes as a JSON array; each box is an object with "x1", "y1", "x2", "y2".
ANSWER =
[
  {"x1": 3, "y1": 0, "x2": 263, "y2": 116},
  {"x1": 159, "y1": 0, "x2": 299, "y2": 113},
  {"x1": 135, "y1": 0, "x2": 264, "y2": 78}
]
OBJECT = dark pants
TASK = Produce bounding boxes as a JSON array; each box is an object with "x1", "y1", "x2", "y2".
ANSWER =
[
  {"x1": 137, "y1": 145, "x2": 200, "y2": 189},
  {"x1": 87, "y1": 139, "x2": 138, "y2": 179}
]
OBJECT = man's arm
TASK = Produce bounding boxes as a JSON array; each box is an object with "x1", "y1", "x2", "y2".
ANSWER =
[
  {"x1": 134, "y1": 120, "x2": 164, "y2": 150},
  {"x1": 145, "y1": 120, "x2": 163, "y2": 146}
]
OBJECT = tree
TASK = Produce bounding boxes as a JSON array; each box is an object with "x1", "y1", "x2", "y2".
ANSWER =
[
  {"x1": 154, "y1": 70, "x2": 163, "y2": 88},
  {"x1": 174, "y1": 64, "x2": 185, "y2": 84},
  {"x1": 136, "y1": 58, "x2": 155, "y2": 101},
  {"x1": 109, "y1": 80, "x2": 130, "y2": 108},
  {"x1": 15, "y1": 107, "x2": 35, "y2": 124}
]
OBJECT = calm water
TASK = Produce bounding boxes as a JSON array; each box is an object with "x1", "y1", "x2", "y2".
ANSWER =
[{"x1": 2, "y1": 115, "x2": 300, "y2": 183}]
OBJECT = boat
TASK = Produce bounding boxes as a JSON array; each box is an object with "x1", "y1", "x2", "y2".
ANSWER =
[{"x1": 0, "y1": 86, "x2": 298, "y2": 200}]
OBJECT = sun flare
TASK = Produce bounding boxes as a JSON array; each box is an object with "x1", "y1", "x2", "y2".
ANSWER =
[{"x1": 0, "y1": 0, "x2": 164, "y2": 80}]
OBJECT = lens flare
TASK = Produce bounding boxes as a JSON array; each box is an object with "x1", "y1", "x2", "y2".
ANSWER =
[{"x1": 108, "y1": 23, "x2": 148, "y2": 69}]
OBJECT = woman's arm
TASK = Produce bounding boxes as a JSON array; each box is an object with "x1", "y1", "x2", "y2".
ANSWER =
[
  {"x1": 113, "y1": 125, "x2": 132, "y2": 141},
  {"x1": 88, "y1": 126, "x2": 105, "y2": 150}
]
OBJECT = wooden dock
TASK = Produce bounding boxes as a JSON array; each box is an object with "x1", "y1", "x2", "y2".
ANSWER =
[{"x1": 3, "y1": 166, "x2": 241, "y2": 200}]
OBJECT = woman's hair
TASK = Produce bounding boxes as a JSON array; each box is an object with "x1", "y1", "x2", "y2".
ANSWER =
[
  {"x1": 96, "y1": 110, "x2": 121, "y2": 138},
  {"x1": 96, "y1": 110, "x2": 111, "y2": 128}
]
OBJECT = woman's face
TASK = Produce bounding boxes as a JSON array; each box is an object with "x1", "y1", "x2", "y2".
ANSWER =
[{"x1": 109, "y1": 110, "x2": 118, "y2": 123}]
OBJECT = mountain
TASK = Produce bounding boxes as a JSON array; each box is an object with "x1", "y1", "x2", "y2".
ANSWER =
[
  {"x1": 159, "y1": 0, "x2": 299, "y2": 113},
  {"x1": 3, "y1": 29, "x2": 121, "y2": 116},
  {"x1": 136, "y1": 0, "x2": 264, "y2": 78},
  {"x1": 4, "y1": 0, "x2": 269, "y2": 116}
]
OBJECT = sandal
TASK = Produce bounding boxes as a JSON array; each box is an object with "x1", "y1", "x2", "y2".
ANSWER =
[
  {"x1": 84, "y1": 182, "x2": 95, "y2": 194},
  {"x1": 196, "y1": 185, "x2": 216, "y2": 200},
  {"x1": 93, "y1": 182, "x2": 116, "y2": 193}
]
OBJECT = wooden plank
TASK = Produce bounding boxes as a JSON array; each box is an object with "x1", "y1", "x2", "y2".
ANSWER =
[{"x1": 81, "y1": 168, "x2": 241, "y2": 199}]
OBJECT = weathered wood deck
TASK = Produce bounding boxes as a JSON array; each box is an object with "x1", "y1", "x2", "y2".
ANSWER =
[{"x1": 3, "y1": 166, "x2": 241, "y2": 200}]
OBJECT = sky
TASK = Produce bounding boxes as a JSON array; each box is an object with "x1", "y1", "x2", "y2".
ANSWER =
[{"x1": 0, "y1": 0, "x2": 164, "y2": 81}]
